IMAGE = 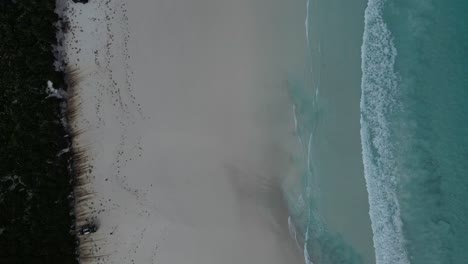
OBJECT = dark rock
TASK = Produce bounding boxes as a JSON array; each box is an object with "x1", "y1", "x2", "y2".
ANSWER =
[
  {"x1": 72, "y1": 0, "x2": 88, "y2": 3},
  {"x1": 78, "y1": 223, "x2": 98, "y2": 235}
]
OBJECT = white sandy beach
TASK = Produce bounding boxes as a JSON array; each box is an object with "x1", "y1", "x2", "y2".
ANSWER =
[{"x1": 57, "y1": 0, "x2": 307, "y2": 263}]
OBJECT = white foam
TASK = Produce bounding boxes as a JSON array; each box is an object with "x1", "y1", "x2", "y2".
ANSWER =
[
  {"x1": 288, "y1": 216, "x2": 303, "y2": 251},
  {"x1": 292, "y1": 104, "x2": 299, "y2": 134},
  {"x1": 303, "y1": 223, "x2": 314, "y2": 264},
  {"x1": 360, "y1": 0, "x2": 409, "y2": 263},
  {"x1": 306, "y1": 132, "x2": 313, "y2": 177},
  {"x1": 305, "y1": 0, "x2": 310, "y2": 48},
  {"x1": 292, "y1": 103, "x2": 305, "y2": 153}
]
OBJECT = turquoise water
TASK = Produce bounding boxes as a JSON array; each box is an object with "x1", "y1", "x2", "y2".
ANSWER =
[
  {"x1": 361, "y1": 0, "x2": 468, "y2": 263},
  {"x1": 286, "y1": 79, "x2": 368, "y2": 264},
  {"x1": 287, "y1": 0, "x2": 468, "y2": 263},
  {"x1": 285, "y1": 0, "x2": 373, "y2": 263}
]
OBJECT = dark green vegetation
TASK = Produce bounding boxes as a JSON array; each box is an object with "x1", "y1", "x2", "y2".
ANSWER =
[{"x1": 0, "y1": 0, "x2": 77, "y2": 263}]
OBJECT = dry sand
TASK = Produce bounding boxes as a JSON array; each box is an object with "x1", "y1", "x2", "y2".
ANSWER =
[{"x1": 57, "y1": 0, "x2": 307, "y2": 263}]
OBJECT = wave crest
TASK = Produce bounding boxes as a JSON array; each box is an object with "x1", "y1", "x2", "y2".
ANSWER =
[{"x1": 360, "y1": 0, "x2": 409, "y2": 263}]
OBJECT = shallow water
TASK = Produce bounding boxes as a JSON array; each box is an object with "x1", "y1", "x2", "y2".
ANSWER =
[{"x1": 285, "y1": 0, "x2": 375, "y2": 263}]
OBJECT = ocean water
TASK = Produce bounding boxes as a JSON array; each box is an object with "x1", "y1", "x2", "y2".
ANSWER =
[
  {"x1": 286, "y1": 0, "x2": 468, "y2": 263},
  {"x1": 285, "y1": 0, "x2": 374, "y2": 263},
  {"x1": 361, "y1": 0, "x2": 468, "y2": 263}
]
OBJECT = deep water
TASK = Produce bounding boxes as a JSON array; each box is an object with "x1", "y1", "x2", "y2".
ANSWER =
[{"x1": 361, "y1": 0, "x2": 468, "y2": 263}]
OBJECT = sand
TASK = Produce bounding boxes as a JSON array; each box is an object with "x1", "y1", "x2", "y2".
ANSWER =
[{"x1": 57, "y1": 0, "x2": 307, "y2": 263}]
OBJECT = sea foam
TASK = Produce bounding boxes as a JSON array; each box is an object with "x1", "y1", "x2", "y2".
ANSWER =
[{"x1": 360, "y1": 0, "x2": 409, "y2": 263}]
